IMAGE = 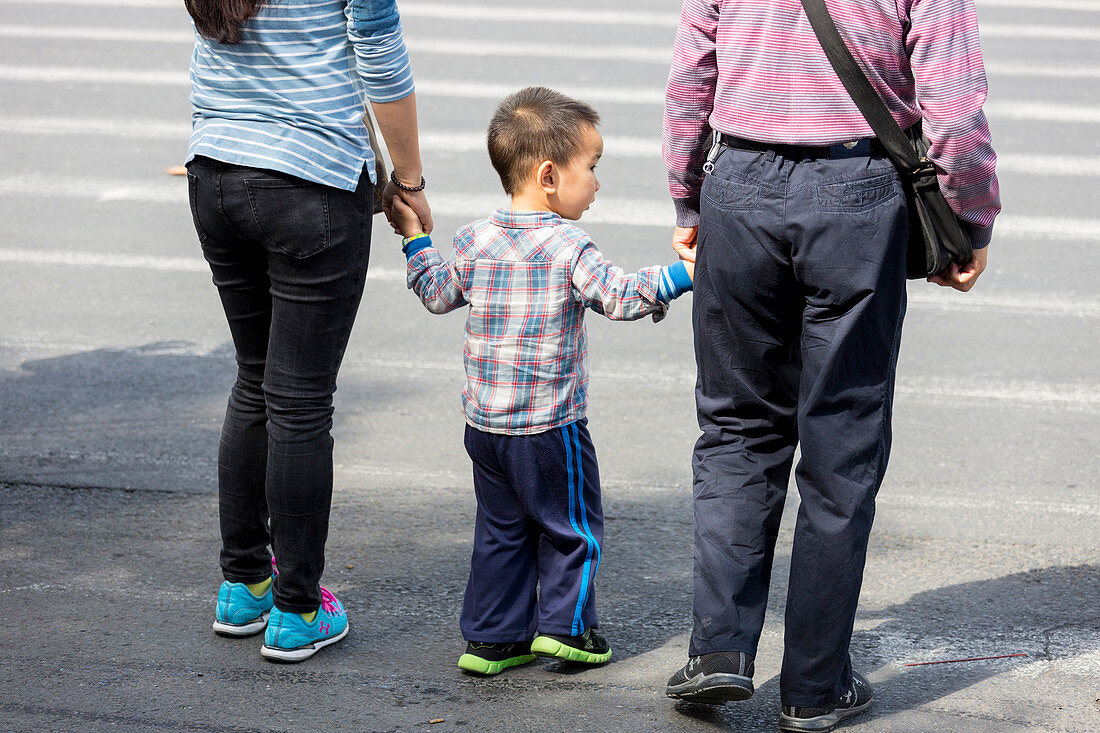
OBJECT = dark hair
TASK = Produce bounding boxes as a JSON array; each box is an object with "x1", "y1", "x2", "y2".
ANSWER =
[
  {"x1": 487, "y1": 86, "x2": 600, "y2": 195},
  {"x1": 185, "y1": 0, "x2": 264, "y2": 45}
]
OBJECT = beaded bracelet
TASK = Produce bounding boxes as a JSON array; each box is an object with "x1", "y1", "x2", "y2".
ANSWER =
[{"x1": 390, "y1": 171, "x2": 426, "y2": 192}]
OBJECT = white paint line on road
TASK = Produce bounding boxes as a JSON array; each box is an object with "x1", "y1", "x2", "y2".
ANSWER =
[
  {"x1": 2, "y1": 175, "x2": 1100, "y2": 242},
  {"x1": 905, "y1": 291, "x2": 1100, "y2": 319},
  {"x1": 980, "y1": 23, "x2": 1100, "y2": 40},
  {"x1": 985, "y1": 101, "x2": 1100, "y2": 123},
  {"x1": 0, "y1": 247, "x2": 407, "y2": 281},
  {"x1": 0, "y1": 334, "x2": 1096, "y2": 413},
  {"x1": 4, "y1": 25, "x2": 1100, "y2": 73},
  {"x1": 0, "y1": 65, "x2": 666, "y2": 104},
  {"x1": 977, "y1": 0, "x2": 1100, "y2": 10},
  {"x1": 878, "y1": 492, "x2": 1100, "y2": 518},
  {"x1": 9, "y1": 66, "x2": 1100, "y2": 122},
  {"x1": 896, "y1": 376, "x2": 1100, "y2": 413},
  {"x1": 2, "y1": 245, "x2": 1098, "y2": 319},
  {"x1": 985, "y1": 62, "x2": 1100, "y2": 79},
  {"x1": 5, "y1": 0, "x2": 1100, "y2": 19},
  {"x1": 0, "y1": 115, "x2": 662, "y2": 156},
  {"x1": 0, "y1": 25, "x2": 673, "y2": 63},
  {"x1": 3, "y1": 116, "x2": 1100, "y2": 178}
]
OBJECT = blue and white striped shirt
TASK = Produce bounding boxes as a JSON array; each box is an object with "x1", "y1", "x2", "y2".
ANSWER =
[{"x1": 187, "y1": 0, "x2": 414, "y2": 191}]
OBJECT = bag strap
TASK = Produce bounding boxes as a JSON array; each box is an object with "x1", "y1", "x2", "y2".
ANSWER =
[{"x1": 798, "y1": 0, "x2": 924, "y2": 174}]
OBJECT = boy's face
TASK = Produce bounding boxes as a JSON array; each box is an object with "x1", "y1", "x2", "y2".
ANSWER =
[{"x1": 552, "y1": 125, "x2": 603, "y2": 220}]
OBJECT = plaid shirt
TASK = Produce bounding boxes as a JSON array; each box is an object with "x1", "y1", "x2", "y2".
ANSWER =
[{"x1": 406, "y1": 209, "x2": 686, "y2": 435}]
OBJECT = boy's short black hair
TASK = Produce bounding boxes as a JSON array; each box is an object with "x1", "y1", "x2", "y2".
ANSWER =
[{"x1": 487, "y1": 86, "x2": 600, "y2": 195}]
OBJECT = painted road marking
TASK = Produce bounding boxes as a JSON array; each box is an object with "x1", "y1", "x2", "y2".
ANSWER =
[
  {"x1": 2, "y1": 248, "x2": 1099, "y2": 321},
  {"x1": 4, "y1": 25, "x2": 1100, "y2": 75},
  {"x1": 1, "y1": 175, "x2": 1099, "y2": 240},
  {"x1": 2, "y1": 116, "x2": 1099, "y2": 177}
]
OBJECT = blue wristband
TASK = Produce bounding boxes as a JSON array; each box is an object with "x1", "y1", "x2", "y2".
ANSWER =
[{"x1": 402, "y1": 233, "x2": 432, "y2": 258}]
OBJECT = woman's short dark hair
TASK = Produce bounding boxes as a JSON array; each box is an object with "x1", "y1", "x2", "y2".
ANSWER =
[
  {"x1": 185, "y1": 0, "x2": 264, "y2": 45},
  {"x1": 487, "y1": 87, "x2": 601, "y2": 196}
]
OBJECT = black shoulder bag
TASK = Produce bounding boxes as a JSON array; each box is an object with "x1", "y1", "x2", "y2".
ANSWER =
[{"x1": 799, "y1": 0, "x2": 972, "y2": 278}]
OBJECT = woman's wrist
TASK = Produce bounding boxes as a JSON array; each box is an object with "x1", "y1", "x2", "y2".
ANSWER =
[{"x1": 390, "y1": 169, "x2": 425, "y2": 190}]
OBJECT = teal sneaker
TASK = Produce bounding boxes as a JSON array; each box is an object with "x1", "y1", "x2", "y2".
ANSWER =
[
  {"x1": 260, "y1": 587, "x2": 349, "y2": 663},
  {"x1": 212, "y1": 579, "x2": 274, "y2": 637}
]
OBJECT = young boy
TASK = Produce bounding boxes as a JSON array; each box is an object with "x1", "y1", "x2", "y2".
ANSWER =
[{"x1": 390, "y1": 86, "x2": 693, "y2": 675}]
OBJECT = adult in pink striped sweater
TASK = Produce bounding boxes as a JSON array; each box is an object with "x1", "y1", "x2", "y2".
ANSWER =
[{"x1": 661, "y1": 1, "x2": 1000, "y2": 730}]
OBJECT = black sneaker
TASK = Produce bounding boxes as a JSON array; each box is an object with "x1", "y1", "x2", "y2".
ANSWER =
[
  {"x1": 665, "y1": 652, "x2": 755, "y2": 704},
  {"x1": 779, "y1": 671, "x2": 874, "y2": 732},
  {"x1": 530, "y1": 628, "x2": 611, "y2": 664},
  {"x1": 457, "y1": 640, "x2": 536, "y2": 675}
]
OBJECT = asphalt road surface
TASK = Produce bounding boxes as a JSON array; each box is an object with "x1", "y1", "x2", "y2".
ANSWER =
[{"x1": 1, "y1": 0, "x2": 1098, "y2": 730}]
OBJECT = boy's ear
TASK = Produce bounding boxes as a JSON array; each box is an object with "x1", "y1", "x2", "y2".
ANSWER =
[{"x1": 537, "y1": 160, "x2": 556, "y2": 194}]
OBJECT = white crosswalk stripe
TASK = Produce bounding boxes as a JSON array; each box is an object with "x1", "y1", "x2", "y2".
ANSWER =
[
  {"x1": 4, "y1": 25, "x2": 1100, "y2": 74},
  {"x1": 0, "y1": 116, "x2": 1097, "y2": 177},
  {"x1": 2, "y1": 245, "x2": 1095, "y2": 319},
  {"x1": 1, "y1": 174, "x2": 1098, "y2": 240}
]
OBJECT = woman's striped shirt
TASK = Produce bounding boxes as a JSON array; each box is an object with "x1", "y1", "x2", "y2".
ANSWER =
[{"x1": 188, "y1": 0, "x2": 414, "y2": 191}]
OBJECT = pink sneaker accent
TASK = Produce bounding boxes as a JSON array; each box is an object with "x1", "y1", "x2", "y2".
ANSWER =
[{"x1": 320, "y1": 586, "x2": 340, "y2": 614}]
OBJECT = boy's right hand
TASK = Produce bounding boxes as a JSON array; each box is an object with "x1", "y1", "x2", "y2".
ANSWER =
[
  {"x1": 392, "y1": 195, "x2": 425, "y2": 239},
  {"x1": 683, "y1": 259, "x2": 695, "y2": 282}
]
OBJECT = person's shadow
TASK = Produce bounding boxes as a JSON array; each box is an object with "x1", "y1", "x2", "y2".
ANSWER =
[{"x1": 674, "y1": 563, "x2": 1100, "y2": 730}]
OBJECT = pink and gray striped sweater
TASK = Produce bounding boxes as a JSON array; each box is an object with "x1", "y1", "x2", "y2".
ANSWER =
[{"x1": 663, "y1": 0, "x2": 1001, "y2": 245}]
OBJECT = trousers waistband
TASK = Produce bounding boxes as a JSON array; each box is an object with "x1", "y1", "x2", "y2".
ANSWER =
[{"x1": 717, "y1": 133, "x2": 886, "y2": 159}]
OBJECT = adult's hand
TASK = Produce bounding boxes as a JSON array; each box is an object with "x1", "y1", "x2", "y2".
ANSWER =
[
  {"x1": 673, "y1": 225, "x2": 699, "y2": 263},
  {"x1": 383, "y1": 183, "x2": 433, "y2": 235},
  {"x1": 927, "y1": 247, "x2": 988, "y2": 292}
]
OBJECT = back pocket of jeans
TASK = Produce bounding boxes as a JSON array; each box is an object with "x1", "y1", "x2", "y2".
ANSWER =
[
  {"x1": 814, "y1": 174, "x2": 899, "y2": 213},
  {"x1": 244, "y1": 179, "x2": 331, "y2": 258},
  {"x1": 701, "y1": 173, "x2": 761, "y2": 211}
]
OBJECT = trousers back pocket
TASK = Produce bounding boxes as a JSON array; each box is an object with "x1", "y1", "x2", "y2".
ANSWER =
[{"x1": 244, "y1": 178, "x2": 331, "y2": 258}]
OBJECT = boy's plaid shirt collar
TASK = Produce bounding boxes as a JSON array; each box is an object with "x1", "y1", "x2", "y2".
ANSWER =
[{"x1": 488, "y1": 208, "x2": 562, "y2": 230}]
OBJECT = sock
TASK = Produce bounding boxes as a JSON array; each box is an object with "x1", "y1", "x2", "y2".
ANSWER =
[
  {"x1": 246, "y1": 577, "x2": 272, "y2": 596},
  {"x1": 301, "y1": 610, "x2": 317, "y2": 623}
]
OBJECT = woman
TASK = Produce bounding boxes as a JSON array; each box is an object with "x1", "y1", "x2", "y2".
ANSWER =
[{"x1": 184, "y1": 0, "x2": 431, "y2": 662}]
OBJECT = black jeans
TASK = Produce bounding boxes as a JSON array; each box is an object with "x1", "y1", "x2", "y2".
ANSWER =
[
  {"x1": 187, "y1": 156, "x2": 372, "y2": 613},
  {"x1": 691, "y1": 145, "x2": 907, "y2": 708}
]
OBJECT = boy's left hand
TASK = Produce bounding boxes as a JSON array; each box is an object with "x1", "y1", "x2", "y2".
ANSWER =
[{"x1": 683, "y1": 260, "x2": 695, "y2": 282}]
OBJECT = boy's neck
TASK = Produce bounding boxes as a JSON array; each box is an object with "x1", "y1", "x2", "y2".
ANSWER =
[{"x1": 510, "y1": 189, "x2": 556, "y2": 216}]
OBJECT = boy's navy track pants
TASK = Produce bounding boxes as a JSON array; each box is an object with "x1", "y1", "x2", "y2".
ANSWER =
[{"x1": 461, "y1": 419, "x2": 602, "y2": 643}]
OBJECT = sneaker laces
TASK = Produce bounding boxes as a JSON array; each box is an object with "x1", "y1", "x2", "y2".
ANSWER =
[{"x1": 319, "y1": 586, "x2": 339, "y2": 614}]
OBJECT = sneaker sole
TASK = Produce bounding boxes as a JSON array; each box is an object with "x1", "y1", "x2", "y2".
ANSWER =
[
  {"x1": 778, "y1": 699, "x2": 872, "y2": 732},
  {"x1": 666, "y1": 672, "x2": 754, "y2": 704},
  {"x1": 529, "y1": 636, "x2": 611, "y2": 664},
  {"x1": 212, "y1": 612, "x2": 269, "y2": 637},
  {"x1": 457, "y1": 653, "x2": 537, "y2": 675},
  {"x1": 260, "y1": 624, "x2": 349, "y2": 663}
]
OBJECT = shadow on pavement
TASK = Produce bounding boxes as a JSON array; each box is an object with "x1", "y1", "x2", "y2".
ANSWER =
[{"x1": 675, "y1": 564, "x2": 1100, "y2": 730}]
